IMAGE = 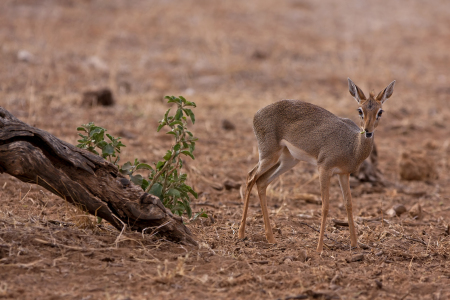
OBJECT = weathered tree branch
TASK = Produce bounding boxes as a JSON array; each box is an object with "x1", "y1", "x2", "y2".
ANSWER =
[{"x1": 0, "y1": 107, "x2": 197, "y2": 246}]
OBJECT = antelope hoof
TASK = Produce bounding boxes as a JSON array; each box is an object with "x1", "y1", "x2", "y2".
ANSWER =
[
  {"x1": 316, "y1": 242, "x2": 324, "y2": 253},
  {"x1": 266, "y1": 233, "x2": 276, "y2": 244},
  {"x1": 238, "y1": 228, "x2": 245, "y2": 239}
]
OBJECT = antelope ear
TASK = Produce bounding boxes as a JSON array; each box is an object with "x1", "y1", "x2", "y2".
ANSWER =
[
  {"x1": 348, "y1": 78, "x2": 366, "y2": 103},
  {"x1": 376, "y1": 80, "x2": 396, "y2": 103}
]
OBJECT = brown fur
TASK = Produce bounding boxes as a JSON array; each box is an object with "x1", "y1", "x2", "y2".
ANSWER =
[{"x1": 238, "y1": 78, "x2": 396, "y2": 252}]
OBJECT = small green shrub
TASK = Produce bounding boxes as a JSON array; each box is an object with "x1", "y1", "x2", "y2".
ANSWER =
[
  {"x1": 76, "y1": 122, "x2": 125, "y2": 164},
  {"x1": 76, "y1": 95, "x2": 199, "y2": 218}
]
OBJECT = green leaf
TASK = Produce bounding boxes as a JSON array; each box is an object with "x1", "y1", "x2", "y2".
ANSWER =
[
  {"x1": 163, "y1": 109, "x2": 171, "y2": 123},
  {"x1": 88, "y1": 148, "x2": 99, "y2": 155},
  {"x1": 141, "y1": 179, "x2": 149, "y2": 191},
  {"x1": 167, "y1": 188, "x2": 181, "y2": 198},
  {"x1": 116, "y1": 141, "x2": 126, "y2": 148},
  {"x1": 149, "y1": 183, "x2": 163, "y2": 199},
  {"x1": 167, "y1": 96, "x2": 181, "y2": 104},
  {"x1": 157, "y1": 122, "x2": 166, "y2": 132},
  {"x1": 102, "y1": 144, "x2": 114, "y2": 156},
  {"x1": 163, "y1": 150, "x2": 172, "y2": 161},
  {"x1": 166, "y1": 131, "x2": 177, "y2": 136},
  {"x1": 136, "y1": 163, "x2": 152, "y2": 171},
  {"x1": 92, "y1": 134, "x2": 105, "y2": 144},
  {"x1": 169, "y1": 120, "x2": 183, "y2": 127},
  {"x1": 189, "y1": 141, "x2": 196, "y2": 153},
  {"x1": 185, "y1": 185, "x2": 198, "y2": 198},
  {"x1": 174, "y1": 144, "x2": 180, "y2": 152},
  {"x1": 121, "y1": 162, "x2": 133, "y2": 171},
  {"x1": 120, "y1": 169, "x2": 132, "y2": 176},
  {"x1": 184, "y1": 101, "x2": 196, "y2": 107},
  {"x1": 89, "y1": 127, "x2": 103, "y2": 137},
  {"x1": 77, "y1": 127, "x2": 87, "y2": 132},
  {"x1": 184, "y1": 108, "x2": 195, "y2": 124},
  {"x1": 183, "y1": 198, "x2": 192, "y2": 218},
  {"x1": 96, "y1": 140, "x2": 107, "y2": 148},
  {"x1": 181, "y1": 150, "x2": 195, "y2": 160},
  {"x1": 179, "y1": 95, "x2": 186, "y2": 103},
  {"x1": 192, "y1": 209, "x2": 208, "y2": 221},
  {"x1": 169, "y1": 121, "x2": 183, "y2": 127},
  {"x1": 130, "y1": 174, "x2": 144, "y2": 186},
  {"x1": 156, "y1": 161, "x2": 165, "y2": 170},
  {"x1": 174, "y1": 109, "x2": 183, "y2": 120}
]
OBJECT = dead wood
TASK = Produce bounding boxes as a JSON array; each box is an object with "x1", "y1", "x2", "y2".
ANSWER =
[{"x1": 0, "y1": 107, "x2": 196, "y2": 246}]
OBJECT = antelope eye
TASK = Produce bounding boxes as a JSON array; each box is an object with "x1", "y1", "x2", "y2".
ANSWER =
[
  {"x1": 377, "y1": 110, "x2": 384, "y2": 118},
  {"x1": 357, "y1": 108, "x2": 363, "y2": 118}
]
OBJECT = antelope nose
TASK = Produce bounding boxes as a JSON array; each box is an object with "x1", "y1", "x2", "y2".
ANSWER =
[{"x1": 365, "y1": 132, "x2": 373, "y2": 138}]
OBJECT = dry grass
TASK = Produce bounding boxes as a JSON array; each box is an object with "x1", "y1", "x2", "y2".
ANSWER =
[{"x1": 1, "y1": 0, "x2": 450, "y2": 299}]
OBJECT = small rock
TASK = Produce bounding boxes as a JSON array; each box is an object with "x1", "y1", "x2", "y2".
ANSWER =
[
  {"x1": 387, "y1": 204, "x2": 407, "y2": 217},
  {"x1": 221, "y1": 119, "x2": 236, "y2": 131},
  {"x1": 375, "y1": 280, "x2": 383, "y2": 289},
  {"x1": 295, "y1": 193, "x2": 321, "y2": 205},
  {"x1": 332, "y1": 219, "x2": 349, "y2": 227},
  {"x1": 223, "y1": 179, "x2": 241, "y2": 190},
  {"x1": 17, "y1": 50, "x2": 34, "y2": 62},
  {"x1": 251, "y1": 50, "x2": 268, "y2": 60},
  {"x1": 200, "y1": 176, "x2": 223, "y2": 191},
  {"x1": 409, "y1": 203, "x2": 423, "y2": 220},
  {"x1": 87, "y1": 56, "x2": 109, "y2": 72},
  {"x1": 284, "y1": 258, "x2": 292, "y2": 265},
  {"x1": 119, "y1": 178, "x2": 130, "y2": 187},
  {"x1": 297, "y1": 249, "x2": 308, "y2": 262},
  {"x1": 424, "y1": 140, "x2": 439, "y2": 150},
  {"x1": 346, "y1": 253, "x2": 364, "y2": 263},
  {"x1": 399, "y1": 150, "x2": 438, "y2": 181},
  {"x1": 118, "y1": 81, "x2": 132, "y2": 94},
  {"x1": 100, "y1": 257, "x2": 115, "y2": 262},
  {"x1": 117, "y1": 129, "x2": 136, "y2": 139},
  {"x1": 82, "y1": 88, "x2": 115, "y2": 107}
]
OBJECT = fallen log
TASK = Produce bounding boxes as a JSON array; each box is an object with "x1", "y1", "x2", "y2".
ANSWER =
[{"x1": 0, "y1": 107, "x2": 196, "y2": 246}]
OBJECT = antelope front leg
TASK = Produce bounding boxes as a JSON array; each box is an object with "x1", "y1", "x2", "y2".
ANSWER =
[
  {"x1": 256, "y1": 183, "x2": 275, "y2": 243},
  {"x1": 338, "y1": 173, "x2": 358, "y2": 248},
  {"x1": 238, "y1": 166, "x2": 258, "y2": 239},
  {"x1": 317, "y1": 169, "x2": 331, "y2": 252}
]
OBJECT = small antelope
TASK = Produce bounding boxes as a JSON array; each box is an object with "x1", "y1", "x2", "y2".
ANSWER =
[{"x1": 238, "y1": 78, "x2": 395, "y2": 252}]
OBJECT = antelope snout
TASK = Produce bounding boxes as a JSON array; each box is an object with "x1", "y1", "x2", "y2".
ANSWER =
[{"x1": 365, "y1": 132, "x2": 373, "y2": 138}]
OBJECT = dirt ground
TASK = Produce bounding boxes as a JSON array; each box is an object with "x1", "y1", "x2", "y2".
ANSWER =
[{"x1": 1, "y1": 0, "x2": 450, "y2": 299}]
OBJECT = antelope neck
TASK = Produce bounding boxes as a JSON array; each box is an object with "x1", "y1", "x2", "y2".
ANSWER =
[{"x1": 355, "y1": 131, "x2": 374, "y2": 163}]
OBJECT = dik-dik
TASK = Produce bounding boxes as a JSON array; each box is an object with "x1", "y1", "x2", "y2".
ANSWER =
[{"x1": 238, "y1": 78, "x2": 395, "y2": 252}]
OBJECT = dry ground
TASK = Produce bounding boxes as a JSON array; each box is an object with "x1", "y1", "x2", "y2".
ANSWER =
[{"x1": 1, "y1": 0, "x2": 450, "y2": 299}]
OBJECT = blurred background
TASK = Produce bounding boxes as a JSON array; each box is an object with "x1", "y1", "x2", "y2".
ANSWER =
[
  {"x1": 1, "y1": 0, "x2": 450, "y2": 200},
  {"x1": 1, "y1": 1, "x2": 450, "y2": 298}
]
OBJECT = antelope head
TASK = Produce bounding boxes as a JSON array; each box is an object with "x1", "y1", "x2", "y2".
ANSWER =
[{"x1": 348, "y1": 78, "x2": 396, "y2": 138}]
